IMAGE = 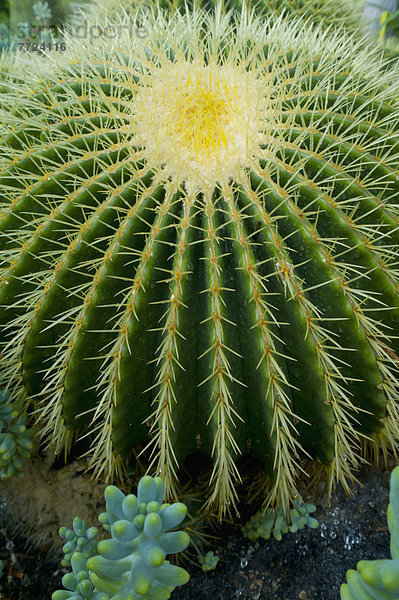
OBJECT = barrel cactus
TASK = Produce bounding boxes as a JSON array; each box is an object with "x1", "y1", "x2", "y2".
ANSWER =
[{"x1": 1, "y1": 6, "x2": 399, "y2": 519}]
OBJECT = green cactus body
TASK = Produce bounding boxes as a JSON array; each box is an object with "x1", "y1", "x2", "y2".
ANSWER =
[
  {"x1": 1, "y1": 7, "x2": 399, "y2": 517},
  {"x1": 340, "y1": 465, "x2": 399, "y2": 600}
]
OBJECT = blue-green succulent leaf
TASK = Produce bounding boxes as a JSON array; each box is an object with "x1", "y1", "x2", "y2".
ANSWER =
[
  {"x1": 111, "y1": 520, "x2": 140, "y2": 543},
  {"x1": 153, "y1": 478, "x2": 166, "y2": 505},
  {"x1": 97, "y1": 538, "x2": 136, "y2": 560},
  {"x1": 138, "y1": 476, "x2": 158, "y2": 504},
  {"x1": 144, "y1": 513, "x2": 163, "y2": 537},
  {"x1": 152, "y1": 562, "x2": 190, "y2": 587},
  {"x1": 341, "y1": 466, "x2": 399, "y2": 599},
  {"x1": 159, "y1": 504, "x2": 187, "y2": 530},
  {"x1": 157, "y1": 531, "x2": 190, "y2": 555},
  {"x1": 87, "y1": 553, "x2": 133, "y2": 577},
  {"x1": 105, "y1": 486, "x2": 127, "y2": 520},
  {"x1": 122, "y1": 495, "x2": 139, "y2": 521}
]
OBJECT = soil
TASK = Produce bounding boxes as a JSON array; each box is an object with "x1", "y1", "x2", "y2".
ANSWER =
[{"x1": 0, "y1": 462, "x2": 394, "y2": 600}]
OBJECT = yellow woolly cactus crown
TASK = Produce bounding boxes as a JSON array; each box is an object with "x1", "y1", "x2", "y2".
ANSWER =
[
  {"x1": 134, "y1": 59, "x2": 263, "y2": 193},
  {"x1": 1, "y1": 5, "x2": 399, "y2": 519}
]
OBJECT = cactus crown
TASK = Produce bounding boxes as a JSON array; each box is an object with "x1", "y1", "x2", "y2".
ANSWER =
[
  {"x1": 134, "y1": 57, "x2": 262, "y2": 193},
  {"x1": 1, "y1": 6, "x2": 399, "y2": 518}
]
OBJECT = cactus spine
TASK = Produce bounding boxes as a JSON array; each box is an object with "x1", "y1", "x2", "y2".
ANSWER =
[
  {"x1": 1, "y1": 6, "x2": 399, "y2": 518},
  {"x1": 86, "y1": 0, "x2": 363, "y2": 33}
]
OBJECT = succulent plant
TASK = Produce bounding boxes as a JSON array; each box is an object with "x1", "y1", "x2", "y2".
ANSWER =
[
  {"x1": 53, "y1": 475, "x2": 190, "y2": 600},
  {"x1": 340, "y1": 465, "x2": 399, "y2": 600},
  {"x1": 32, "y1": 0, "x2": 52, "y2": 24},
  {"x1": 242, "y1": 497, "x2": 318, "y2": 542},
  {"x1": 0, "y1": 384, "x2": 33, "y2": 478},
  {"x1": 198, "y1": 550, "x2": 219, "y2": 571},
  {"x1": 59, "y1": 517, "x2": 100, "y2": 568},
  {"x1": 53, "y1": 551, "x2": 109, "y2": 600},
  {"x1": 0, "y1": 23, "x2": 9, "y2": 53},
  {"x1": 1, "y1": 5, "x2": 399, "y2": 519}
]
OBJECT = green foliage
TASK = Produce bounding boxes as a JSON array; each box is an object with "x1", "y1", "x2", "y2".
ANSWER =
[
  {"x1": 0, "y1": 558, "x2": 3, "y2": 591},
  {"x1": 52, "y1": 475, "x2": 190, "y2": 600},
  {"x1": 10, "y1": 0, "x2": 70, "y2": 28},
  {"x1": 0, "y1": 22, "x2": 8, "y2": 51},
  {"x1": 376, "y1": 8, "x2": 399, "y2": 66},
  {"x1": 33, "y1": 1, "x2": 53, "y2": 24},
  {"x1": 383, "y1": 36, "x2": 399, "y2": 62},
  {"x1": 242, "y1": 498, "x2": 318, "y2": 542},
  {"x1": 0, "y1": 385, "x2": 33, "y2": 479},
  {"x1": 340, "y1": 465, "x2": 399, "y2": 600},
  {"x1": 1, "y1": 5, "x2": 399, "y2": 520},
  {"x1": 378, "y1": 8, "x2": 399, "y2": 39},
  {"x1": 199, "y1": 550, "x2": 219, "y2": 572},
  {"x1": 0, "y1": 0, "x2": 8, "y2": 27}
]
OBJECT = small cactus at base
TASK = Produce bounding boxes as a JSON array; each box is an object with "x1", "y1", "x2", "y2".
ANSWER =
[
  {"x1": 199, "y1": 551, "x2": 219, "y2": 572},
  {"x1": 0, "y1": 386, "x2": 33, "y2": 479},
  {"x1": 52, "y1": 475, "x2": 190, "y2": 600},
  {"x1": 242, "y1": 498, "x2": 318, "y2": 542},
  {"x1": 340, "y1": 465, "x2": 399, "y2": 600}
]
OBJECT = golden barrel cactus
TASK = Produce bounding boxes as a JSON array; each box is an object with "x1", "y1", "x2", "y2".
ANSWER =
[{"x1": 0, "y1": 6, "x2": 399, "y2": 518}]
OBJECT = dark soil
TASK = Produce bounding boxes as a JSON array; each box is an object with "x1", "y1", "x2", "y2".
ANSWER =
[{"x1": 0, "y1": 463, "x2": 393, "y2": 600}]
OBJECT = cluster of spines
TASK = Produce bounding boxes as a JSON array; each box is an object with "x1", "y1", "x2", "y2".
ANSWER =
[
  {"x1": 341, "y1": 465, "x2": 399, "y2": 600},
  {"x1": 53, "y1": 475, "x2": 190, "y2": 600},
  {"x1": 0, "y1": 385, "x2": 33, "y2": 478},
  {"x1": 242, "y1": 497, "x2": 318, "y2": 542},
  {"x1": 86, "y1": 0, "x2": 363, "y2": 35}
]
